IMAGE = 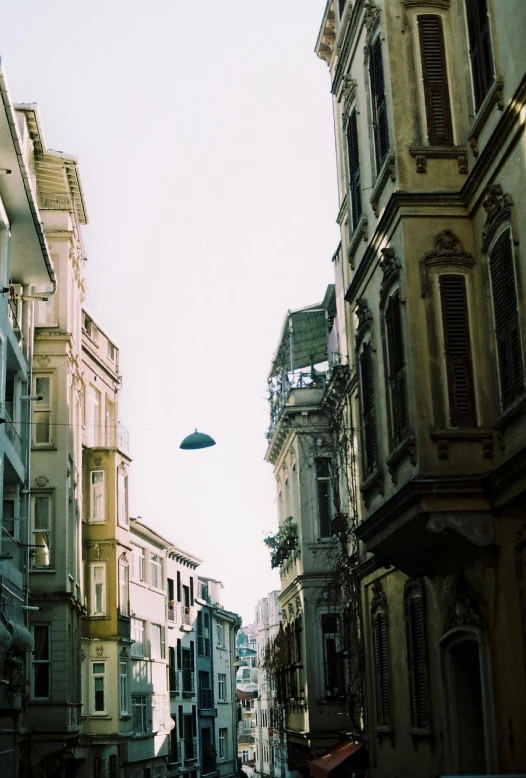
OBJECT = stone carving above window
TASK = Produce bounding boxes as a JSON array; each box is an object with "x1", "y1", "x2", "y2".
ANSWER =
[
  {"x1": 420, "y1": 231, "x2": 475, "y2": 296},
  {"x1": 379, "y1": 248, "x2": 401, "y2": 300},
  {"x1": 444, "y1": 592, "x2": 484, "y2": 633},
  {"x1": 426, "y1": 512, "x2": 496, "y2": 547},
  {"x1": 481, "y1": 183, "x2": 513, "y2": 252},
  {"x1": 355, "y1": 298, "x2": 373, "y2": 338}
]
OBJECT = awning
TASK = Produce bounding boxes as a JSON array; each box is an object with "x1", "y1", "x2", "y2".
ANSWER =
[
  {"x1": 309, "y1": 742, "x2": 363, "y2": 778},
  {"x1": 9, "y1": 620, "x2": 34, "y2": 652},
  {"x1": 0, "y1": 617, "x2": 13, "y2": 653}
]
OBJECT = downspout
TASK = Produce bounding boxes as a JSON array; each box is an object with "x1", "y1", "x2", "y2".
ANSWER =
[{"x1": 0, "y1": 59, "x2": 57, "y2": 292}]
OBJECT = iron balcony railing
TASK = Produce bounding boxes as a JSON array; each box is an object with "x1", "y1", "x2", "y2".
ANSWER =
[
  {"x1": 199, "y1": 688, "x2": 214, "y2": 709},
  {"x1": 182, "y1": 605, "x2": 193, "y2": 626},
  {"x1": 169, "y1": 669, "x2": 181, "y2": 697},
  {"x1": 7, "y1": 298, "x2": 23, "y2": 350},
  {"x1": 182, "y1": 669, "x2": 195, "y2": 695},
  {"x1": 184, "y1": 737, "x2": 198, "y2": 761}
]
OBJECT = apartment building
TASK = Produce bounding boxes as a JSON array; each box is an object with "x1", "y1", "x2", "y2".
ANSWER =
[
  {"x1": 0, "y1": 69, "x2": 57, "y2": 777},
  {"x1": 15, "y1": 100, "x2": 89, "y2": 777}
]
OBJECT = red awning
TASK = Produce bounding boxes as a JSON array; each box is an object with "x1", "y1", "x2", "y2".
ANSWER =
[{"x1": 309, "y1": 742, "x2": 363, "y2": 778}]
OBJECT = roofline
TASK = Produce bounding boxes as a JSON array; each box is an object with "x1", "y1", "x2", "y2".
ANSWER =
[
  {"x1": 15, "y1": 102, "x2": 89, "y2": 225},
  {"x1": 0, "y1": 60, "x2": 56, "y2": 290},
  {"x1": 130, "y1": 518, "x2": 202, "y2": 566},
  {"x1": 315, "y1": 1, "x2": 333, "y2": 55}
]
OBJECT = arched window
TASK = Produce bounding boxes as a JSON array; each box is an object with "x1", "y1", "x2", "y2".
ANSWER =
[
  {"x1": 371, "y1": 583, "x2": 391, "y2": 730},
  {"x1": 404, "y1": 580, "x2": 429, "y2": 731}
]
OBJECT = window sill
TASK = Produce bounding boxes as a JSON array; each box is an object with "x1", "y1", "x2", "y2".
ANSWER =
[
  {"x1": 467, "y1": 76, "x2": 504, "y2": 156},
  {"x1": 360, "y1": 467, "x2": 384, "y2": 499},
  {"x1": 30, "y1": 568, "x2": 56, "y2": 574},
  {"x1": 408, "y1": 145, "x2": 468, "y2": 174},
  {"x1": 370, "y1": 154, "x2": 395, "y2": 217},
  {"x1": 120, "y1": 714, "x2": 132, "y2": 720},
  {"x1": 88, "y1": 714, "x2": 112, "y2": 720}
]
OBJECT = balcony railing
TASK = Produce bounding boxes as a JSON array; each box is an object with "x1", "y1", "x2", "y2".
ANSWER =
[
  {"x1": 199, "y1": 688, "x2": 214, "y2": 709},
  {"x1": 202, "y1": 754, "x2": 217, "y2": 774},
  {"x1": 169, "y1": 669, "x2": 181, "y2": 697},
  {"x1": 267, "y1": 368, "x2": 327, "y2": 440},
  {"x1": 182, "y1": 669, "x2": 195, "y2": 696},
  {"x1": 198, "y1": 635, "x2": 211, "y2": 657},
  {"x1": 184, "y1": 737, "x2": 198, "y2": 762},
  {"x1": 3, "y1": 409, "x2": 22, "y2": 458},
  {"x1": 182, "y1": 605, "x2": 193, "y2": 627}
]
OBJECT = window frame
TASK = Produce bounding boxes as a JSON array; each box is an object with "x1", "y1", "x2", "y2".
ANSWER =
[
  {"x1": 90, "y1": 562, "x2": 107, "y2": 617},
  {"x1": 89, "y1": 469, "x2": 106, "y2": 524},
  {"x1": 131, "y1": 617, "x2": 146, "y2": 658},
  {"x1": 464, "y1": 0, "x2": 495, "y2": 112},
  {"x1": 119, "y1": 660, "x2": 129, "y2": 715},
  {"x1": 151, "y1": 623, "x2": 166, "y2": 661},
  {"x1": 132, "y1": 693, "x2": 149, "y2": 735},
  {"x1": 117, "y1": 468, "x2": 129, "y2": 527},
  {"x1": 32, "y1": 373, "x2": 54, "y2": 448},
  {"x1": 150, "y1": 552, "x2": 163, "y2": 590},
  {"x1": 404, "y1": 580, "x2": 430, "y2": 732},
  {"x1": 218, "y1": 727, "x2": 227, "y2": 760},
  {"x1": 417, "y1": 14, "x2": 453, "y2": 145},
  {"x1": 371, "y1": 584, "x2": 391, "y2": 730},
  {"x1": 91, "y1": 660, "x2": 107, "y2": 716},
  {"x1": 30, "y1": 492, "x2": 53, "y2": 569},
  {"x1": 384, "y1": 287, "x2": 409, "y2": 446},
  {"x1": 345, "y1": 106, "x2": 362, "y2": 230},
  {"x1": 31, "y1": 624, "x2": 51, "y2": 699},
  {"x1": 131, "y1": 544, "x2": 146, "y2": 583},
  {"x1": 357, "y1": 337, "x2": 378, "y2": 477},
  {"x1": 119, "y1": 559, "x2": 129, "y2": 617},
  {"x1": 369, "y1": 32, "x2": 390, "y2": 174},
  {"x1": 218, "y1": 672, "x2": 226, "y2": 702},
  {"x1": 315, "y1": 458, "x2": 332, "y2": 539}
]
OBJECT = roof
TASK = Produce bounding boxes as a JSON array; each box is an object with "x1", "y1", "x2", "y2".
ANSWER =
[
  {"x1": 16, "y1": 103, "x2": 88, "y2": 225},
  {"x1": 268, "y1": 284, "x2": 336, "y2": 379},
  {"x1": 309, "y1": 742, "x2": 363, "y2": 778},
  {"x1": 130, "y1": 518, "x2": 202, "y2": 567}
]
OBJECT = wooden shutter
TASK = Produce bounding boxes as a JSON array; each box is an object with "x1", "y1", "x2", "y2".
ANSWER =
[
  {"x1": 370, "y1": 36, "x2": 389, "y2": 170},
  {"x1": 176, "y1": 571, "x2": 181, "y2": 602},
  {"x1": 406, "y1": 595, "x2": 429, "y2": 729},
  {"x1": 385, "y1": 291, "x2": 408, "y2": 445},
  {"x1": 373, "y1": 612, "x2": 390, "y2": 727},
  {"x1": 178, "y1": 704, "x2": 183, "y2": 738},
  {"x1": 346, "y1": 109, "x2": 362, "y2": 228},
  {"x1": 359, "y1": 342, "x2": 378, "y2": 474},
  {"x1": 490, "y1": 230, "x2": 525, "y2": 407},
  {"x1": 177, "y1": 638, "x2": 182, "y2": 669},
  {"x1": 418, "y1": 15, "x2": 453, "y2": 145},
  {"x1": 190, "y1": 576, "x2": 194, "y2": 605},
  {"x1": 439, "y1": 274, "x2": 477, "y2": 426},
  {"x1": 465, "y1": 0, "x2": 494, "y2": 110}
]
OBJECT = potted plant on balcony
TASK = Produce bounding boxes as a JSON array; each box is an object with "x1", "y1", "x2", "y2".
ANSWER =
[{"x1": 264, "y1": 517, "x2": 298, "y2": 569}]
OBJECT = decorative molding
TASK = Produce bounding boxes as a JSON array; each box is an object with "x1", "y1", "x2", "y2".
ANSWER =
[
  {"x1": 355, "y1": 298, "x2": 373, "y2": 339},
  {"x1": 35, "y1": 475, "x2": 49, "y2": 488},
  {"x1": 93, "y1": 455, "x2": 103, "y2": 466},
  {"x1": 342, "y1": 75, "x2": 358, "y2": 107},
  {"x1": 457, "y1": 154, "x2": 468, "y2": 174},
  {"x1": 481, "y1": 183, "x2": 513, "y2": 252},
  {"x1": 402, "y1": 0, "x2": 449, "y2": 6},
  {"x1": 420, "y1": 231, "x2": 475, "y2": 296},
  {"x1": 96, "y1": 645, "x2": 104, "y2": 656},
  {"x1": 379, "y1": 247, "x2": 401, "y2": 300},
  {"x1": 386, "y1": 435, "x2": 416, "y2": 483},
  {"x1": 120, "y1": 648, "x2": 129, "y2": 659},
  {"x1": 409, "y1": 146, "x2": 469, "y2": 174},
  {"x1": 80, "y1": 649, "x2": 86, "y2": 661},
  {"x1": 426, "y1": 512, "x2": 496, "y2": 547},
  {"x1": 364, "y1": 1, "x2": 381, "y2": 44},
  {"x1": 371, "y1": 579, "x2": 387, "y2": 613},
  {"x1": 36, "y1": 355, "x2": 51, "y2": 367},
  {"x1": 467, "y1": 76, "x2": 505, "y2": 156},
  {"x1": 444, "y1": 593, "x2": 484, "y2": 633},
  {"x1": 119, "y1": 552, "x2": 128, "y2": 563}
]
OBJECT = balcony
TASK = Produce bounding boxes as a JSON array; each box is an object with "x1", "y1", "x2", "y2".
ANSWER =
[
  {"x1": 202, "y1": 754, "x2": 217, "y2": 775},
  {"x1": 199, "y1": 688, "x2": 216, "y2": 716},
  {"x1": 181, "y1": 605, "x2": 193, "y2": 628},
  {"x1": 3, "y1": 409, "x2": 22, "y2": 459},
  {"x1": 169, "y1": 669, "x2": 181, "y2": 697},
  {"x1": 184, "y1": 736, "x2": 198, "y2": 762},
  {"x1": 182, "y1": 669, "x2": 195, "y2": 696},
  {"x1": 7, "y1": 297, "x2": 24, "y2": 352}
]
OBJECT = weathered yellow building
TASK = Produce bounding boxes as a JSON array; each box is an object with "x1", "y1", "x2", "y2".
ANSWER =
[{"x1": 309, "y1": 0, "x2": 526, "y2": 775}]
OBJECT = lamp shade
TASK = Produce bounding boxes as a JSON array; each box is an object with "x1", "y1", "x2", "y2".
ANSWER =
[{"x1": 179, "y1": 429, "x2": 216, "y2": 450}]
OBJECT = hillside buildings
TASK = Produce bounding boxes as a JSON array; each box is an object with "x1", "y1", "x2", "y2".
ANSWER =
[{"x1": 266, "y1": 1, "x2": 526, "y2": 777}]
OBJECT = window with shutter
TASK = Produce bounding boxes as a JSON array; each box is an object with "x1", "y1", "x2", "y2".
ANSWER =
[
  {"x1": 405, "y1": 588, "x2": 429, "y2": 730},
  {"x1": 489, "y1": 230, "x2": 524, "y2": 408},
  {"x1": 373, "y1": 610, "x2": 390, "y2": 727},
  {"x1": 359, "y1": 342, "x2": 378, "y2": 475},
  {"x1": 369, "y1": 35, "x2": 390, "y2": 172},
  {"x1": 346, "y1": 109, "x2": 362, "y2": 229},
  {"x1": 418, "y1": 15, "x2": 453, "y2": 145},
  {"x1": 385, "y1": 291, "x2": 408, "y2": 446},
  {"x1": 465, "y1": 0, "x2": 494, "y2": 111},
  {"x1": 439, "y1": 275, "x2": 477, "y2": 426}
]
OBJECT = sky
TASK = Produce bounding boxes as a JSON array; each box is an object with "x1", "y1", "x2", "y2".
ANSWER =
[{"x1": 1, "y1": 0, "x2": 339, "y2": 624}]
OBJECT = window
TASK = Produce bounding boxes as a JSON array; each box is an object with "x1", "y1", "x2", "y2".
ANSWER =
[
  {"x1": 131, "y1": 618, "x2": 145, "y2": 657},
  {"x1": 242, "y1": 750, "x2": 249, "y2": 763},
  {"x1": 385, "y1": 290, "x2": 409, "y2": 444},
  {"x1": 89, "y1": 470, "x2": 105, "y2": 523},
  {"x1": 107, "y1": 341, "x2": 116, "y2": 361},
  {"x1": 132, "y1": 694, "x2": 149, "y2": 734},
  {"x1": 131, "y1": 544, "x2": 146, "y2": 582},
  {"x1": 315, "y1": 458, "x2": 332, "y2": 538},
  {"x1": 489, "y1": 230, "x2": 524, "y2": 408},
  {"x1": 2, "y1": 496, "x2": 17, "y2": 541},
  {"x1": 30, "y1": 493, "x2": 52, "y2": 568},
  {"x1": 372, "y1": 586, "x2": 391, "y2": 728},
  {"x1": 32, "y1": 624, "x2": 50, "y2": 698},
  {"x1": 369, "y1": 34, "x2": 389, "y2": 171},
  {"x1": 346, "y1": 108, "x2": 362, "y2": 229},
  {"x1": 119, "y1": 661, "x2": 129, "y2": 715},
  {"x1": 322, "y1": 615, "x2": 344, "y2": 698},
  {"x1": 465, "y1": 0, "x2": 494, "y2": 111},
  {"x1": 86, "y1": 384, "x2": 101, "y2": 446},
  {"x1": 358, "y1": 341, "x2": 378, "y2": 475},
  {"x1": 405, "y1": 582, "x2": 429, "y2": 729},
  {"x1": 119, "y1": 560, "x2": 129, "y2": 617},
  {"x1": 91, "y1": 661, "x2": 106, "y2": 714},
  {"x1": 32, "y1": 374, "x2": 52, "y2": 446},
  {"x1": 418, "y1": 15, "x2": 453, "y2": 144},
  {"x1": 218, "y1": 728, "x2": 227, "y2": 760},
  {"x1": 150, "y1": 553, "x2": 162, "y2": 589},
  {"x1": 117, "y1": 469, "x2": 128, "y2": 527},
  {"x1": 90, "y1": 563, "x2": 106, "y2": 616},
  {"x1": 151, "y1": 624, "x2": 166, "y2": 660},
  {"x1": 218, "y1": 673, "x2": 226, "y2": 702},
  {"x1": 439, "y1": 275, "x2": 477, "y2": 426},
  {"x1": 216, "y1": 620, "x2": 224, "y2": 646}
]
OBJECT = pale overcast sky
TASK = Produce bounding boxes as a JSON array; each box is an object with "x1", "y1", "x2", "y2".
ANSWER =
[{"x1": 1, "y1": 0, "x2": 339, "y2": 624}]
